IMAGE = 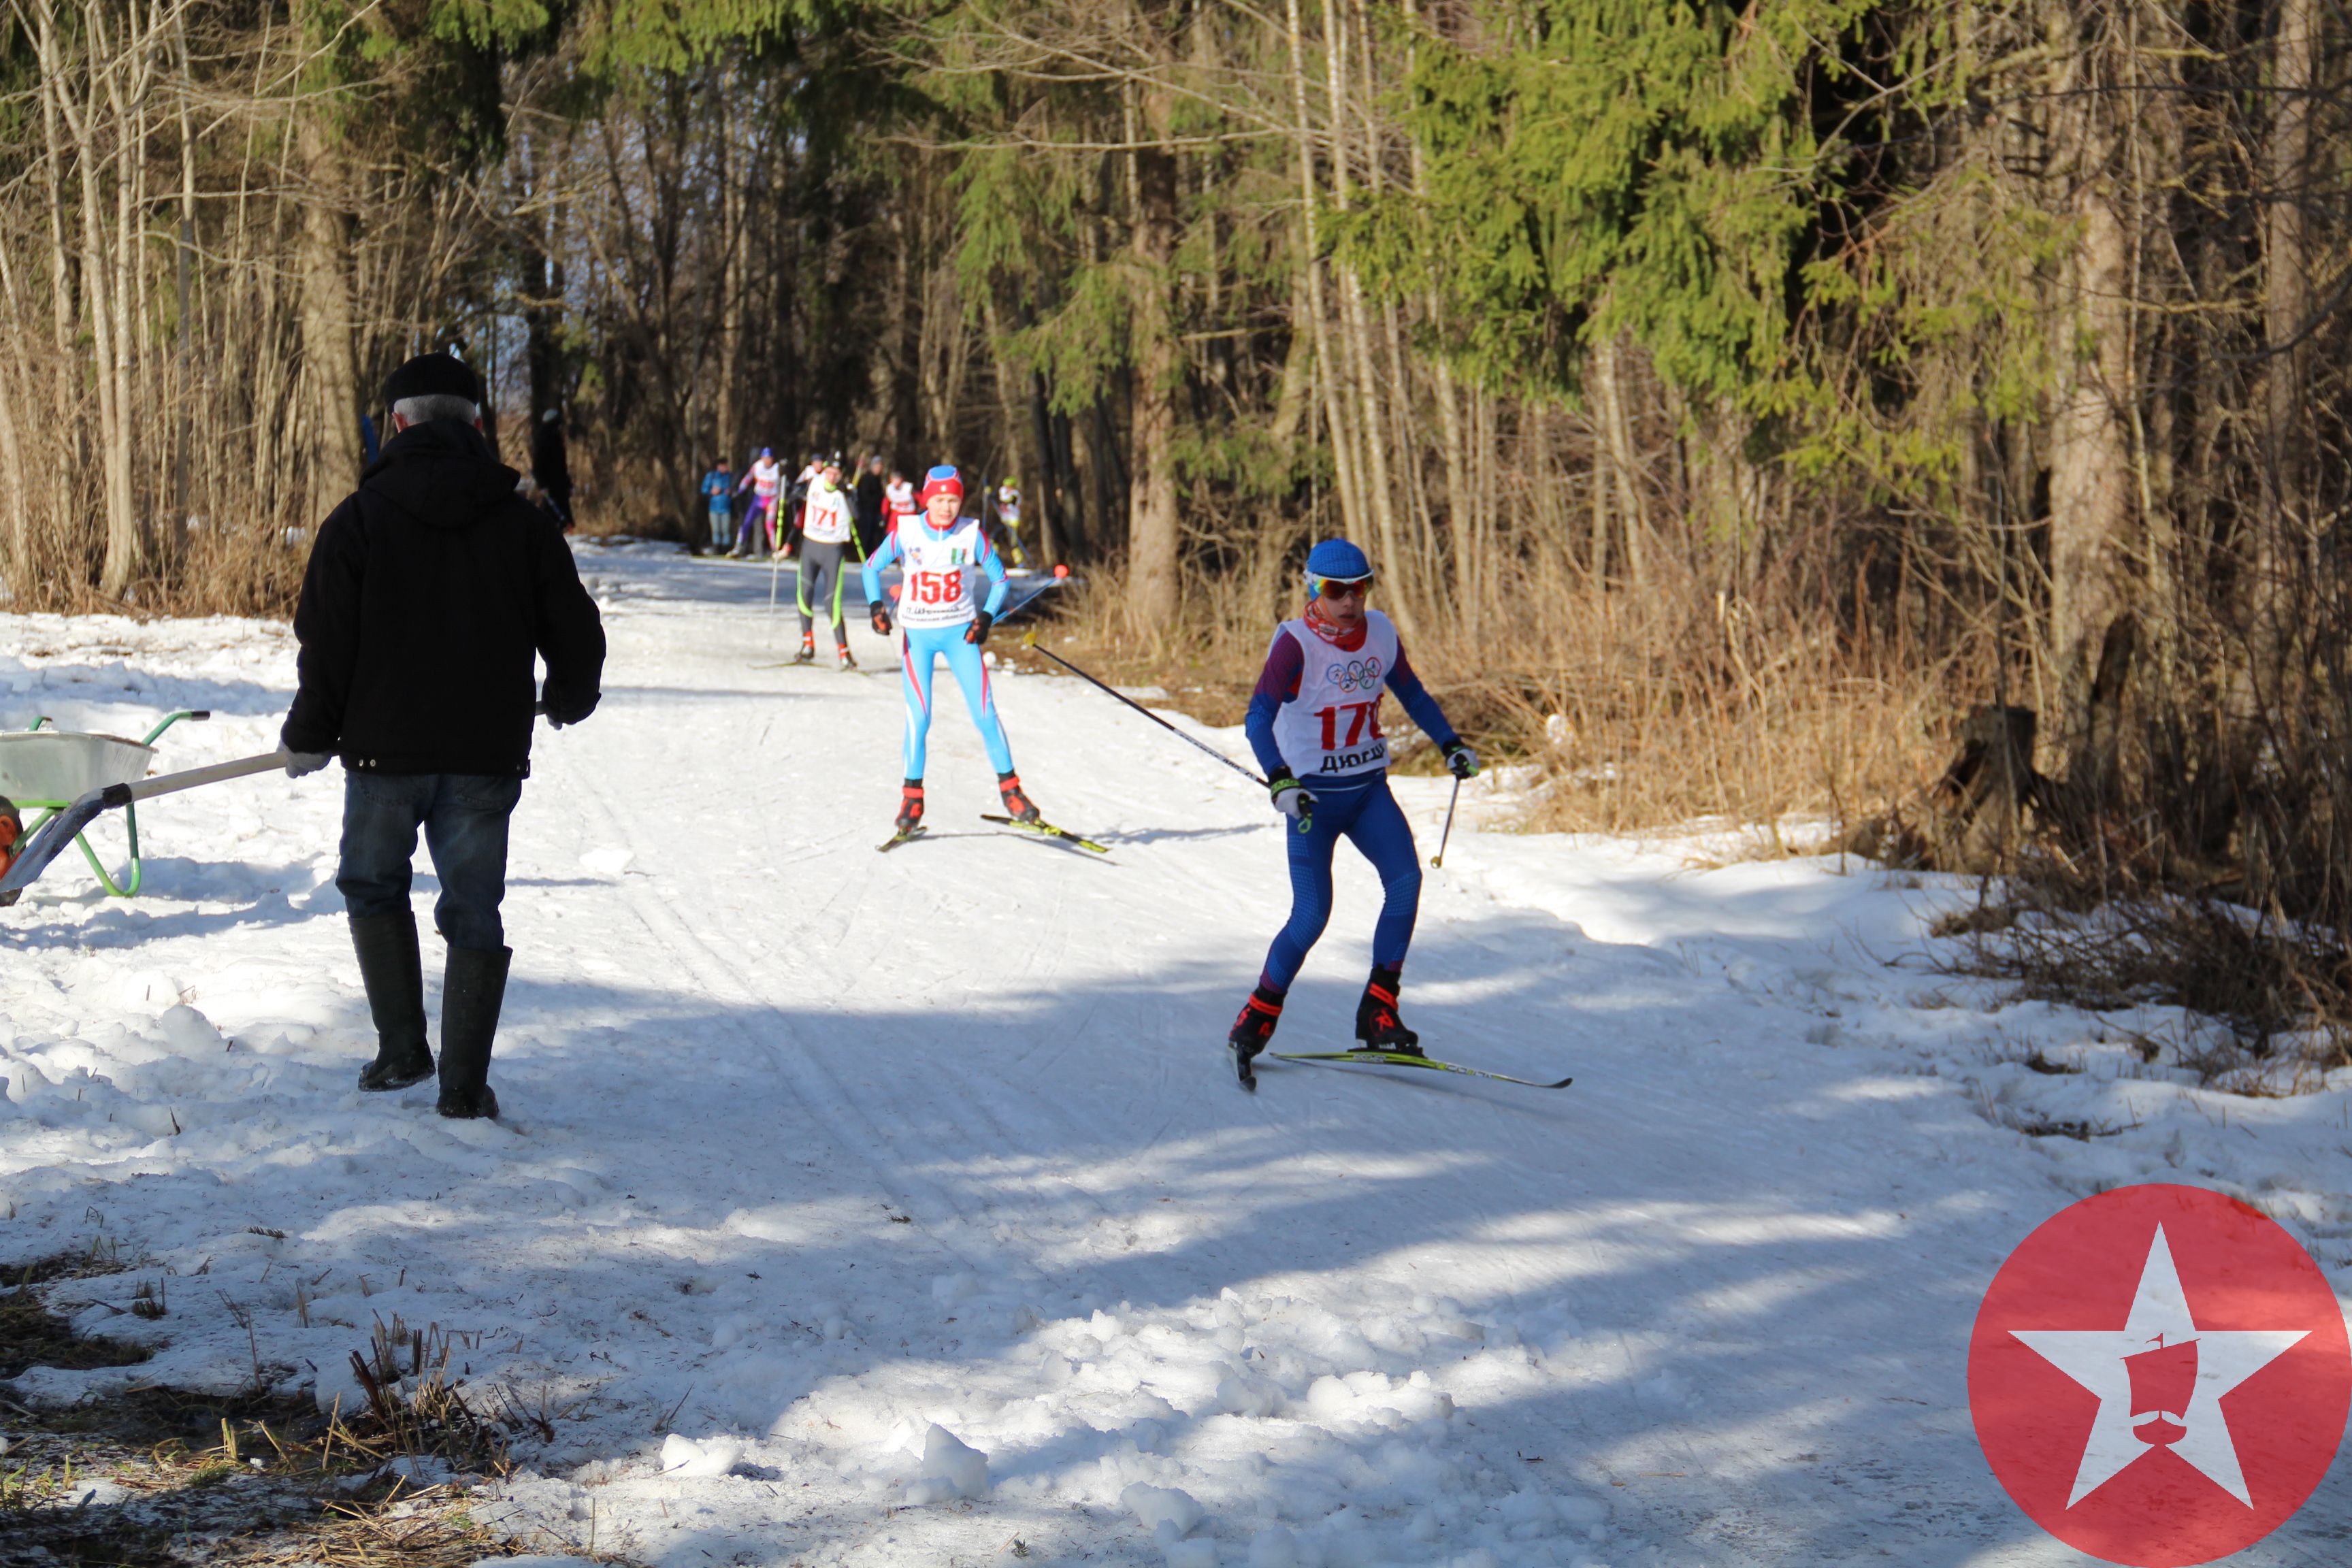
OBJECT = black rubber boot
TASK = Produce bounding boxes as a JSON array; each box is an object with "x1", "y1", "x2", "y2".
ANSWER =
[
  {"x1": 1354, "y1": 964, "x2": 1422, "y2": 1054},
  {"x1": 1227, "y1": 983, "x2": 1286, "y2": 1089},
  {"x1": 352, "y1": 911, "x2": 434, "y2": 1091},
  {"x1": 436, "y1": 945, "x2": 511, "y2": 1120}
]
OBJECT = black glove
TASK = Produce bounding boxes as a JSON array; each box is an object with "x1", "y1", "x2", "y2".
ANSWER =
[
  {"x1": 964, "y1": 610, "x2": 994, "y2": 647},
  {"x1": 1442, "y1": 740, "x2": 1480, "y2": 780},
  {"x1": 546, "y1": 691, "x2": 600, "y2": 729},
  {"x1": 871, "y1": 604, "x2": 894, "y2": 636}
]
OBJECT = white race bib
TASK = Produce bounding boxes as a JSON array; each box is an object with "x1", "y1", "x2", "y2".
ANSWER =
[
  {"x1": 802, "y1": 484, "x2": 855, "y2": 544},
  {"x1": 893, "y1": 516, "x2": 987, "y2": 627},
  {"x1": 1268, "y1": 610, "x2": 1400, "y2": 781}
]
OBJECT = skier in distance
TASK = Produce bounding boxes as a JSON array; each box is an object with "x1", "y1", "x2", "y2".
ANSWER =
[
  {"x1": 1226, "y1": 538, "x2": 1478, "y2": 1076},
  {"x1": 792, "y1": 454, "x2": 863, "y2": 668},
  {"x1": 861, "y1": 466, "x2": 1039, "y2": 838},
  {"x1": 733, "y1": 448, "x2": 783, "y2": 556}
]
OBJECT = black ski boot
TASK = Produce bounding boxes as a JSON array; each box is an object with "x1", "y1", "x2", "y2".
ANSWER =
[
  {"x1": 436, "y1": 945, "x2": 511, "y2": 1120},
  {"x1": 997, "y1": 771, "x2": 1041, "y2": 824},
  {"x1": 1227, "y1": 983, "x2": 1286, "y2": 1090},
  {"x1": 352, "y1": 911, "x2": 434, "y2": 1091},
  {"x1": 836, "y1": 644, "x2": 857, "y2": 670},
  {"x1": 895, "y1": 781, "x2": 926, "y2": 834},
  {"x1": 1354, "y1": 964, "x2": 1422, "y2": 1055},
  {"x1": 791, "y1": 637, "x2": 816, "y2": 666}
]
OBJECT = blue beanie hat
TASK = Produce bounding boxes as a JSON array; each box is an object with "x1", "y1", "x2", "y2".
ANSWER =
[{"x1": 1305, "y1": 538, "x2": 1373, "y2": 583}]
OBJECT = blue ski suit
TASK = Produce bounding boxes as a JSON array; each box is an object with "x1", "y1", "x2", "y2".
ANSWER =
[
  {"x1": 862, "y1": 516, "x2": 1014, "y2": 778},
  {"x1": 1243, "y1": 612, "x2": 1459, "y2": 992}
]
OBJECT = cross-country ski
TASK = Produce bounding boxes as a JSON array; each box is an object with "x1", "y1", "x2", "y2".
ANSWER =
[
  {"x1": 1269, "y1": 1049, "x2": 1574, "y2": 1090},
  {"x1": 980, "y1": 812, "x2": 1109, "y2": 853}
]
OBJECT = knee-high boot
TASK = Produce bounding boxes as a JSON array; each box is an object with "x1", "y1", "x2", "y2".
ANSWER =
[
  {"x1": 436, "y1": 945, "x2": 512, "y2": 1120},
  {"x1": 352, "y1": 911, "x2": 433, "y2": 1091}
]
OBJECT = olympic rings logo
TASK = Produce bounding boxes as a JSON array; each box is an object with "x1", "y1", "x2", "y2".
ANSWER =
[{"x1": 1326, "y1": 657, "x2": 1384, "y2": 693}]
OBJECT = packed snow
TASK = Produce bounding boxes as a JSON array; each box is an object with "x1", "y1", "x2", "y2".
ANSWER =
[{"x1": 4, "y1": 544, "x2": 2350, "y2": 1566}]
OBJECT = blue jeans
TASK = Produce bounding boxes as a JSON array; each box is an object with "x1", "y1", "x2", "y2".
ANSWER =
[
  {"x1": 338, "y1": 772, "x2": 523, "y2": 951},
  {"x1": 1260, "y1": 774, "x2": 1421, "y2": 992},
  {"x1": 899, "y1": 623, "x2": 1015, "y2": 777}
]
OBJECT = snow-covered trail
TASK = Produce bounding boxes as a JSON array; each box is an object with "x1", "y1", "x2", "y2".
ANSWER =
[{"x1": 5, "y1": 546, "x2": 2350, "y2": 1568}]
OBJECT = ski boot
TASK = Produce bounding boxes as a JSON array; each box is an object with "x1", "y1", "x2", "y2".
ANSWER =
[
  {"x1": 895, "y1": 781, "x2": 926, "y2": 835},
  {"x1": 836, "y1": 644, "x2": 857, "y2": 670},
  {"x1": 1227, "y1": 983, "x2": 1286, "y2": 1090},
  {"x1": 1354, "y1": 964, "x2": 1422, "y2": 1056},
  {"x1": 790, "y1": 636, "x2": 816, "y2": 666},
  {"x1": 997, "y1": 771, "x2": 1041, "y2": 824}
]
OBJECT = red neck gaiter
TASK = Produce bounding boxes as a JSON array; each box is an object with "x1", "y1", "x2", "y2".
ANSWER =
[{"x1": 1303, "y1": 596, "x2": 1367, "y2": 651}]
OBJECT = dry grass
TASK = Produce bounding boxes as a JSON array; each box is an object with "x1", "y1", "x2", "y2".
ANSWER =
[
  {"x1": 1014, "y1": 551, "x2": 1953, "y2": 843},
  {"x1": 0, "y1": 1283, "x2": 598, "y2": 1568}
]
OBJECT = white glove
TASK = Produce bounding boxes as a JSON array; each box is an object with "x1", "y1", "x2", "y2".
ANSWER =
[
  {"x1": 284, "y1": 751, "x2": 332, "y2": 779},
  {"x1": 1269, "y1": 773, "x2": 1314, "y2": 828}
]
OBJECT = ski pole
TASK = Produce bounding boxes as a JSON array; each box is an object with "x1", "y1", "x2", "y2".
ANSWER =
[
  {"x1": 1431, "y1": 775, "x2": 1462, "y2": 868},
  {"x1": 1019, "y1": 632, "x2": 1266, "y2": 787}
]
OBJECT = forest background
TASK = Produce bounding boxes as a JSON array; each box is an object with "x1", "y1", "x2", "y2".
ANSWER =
[{"x1": 6, "y1": 0, "x2": 2352, "y2": 1060}]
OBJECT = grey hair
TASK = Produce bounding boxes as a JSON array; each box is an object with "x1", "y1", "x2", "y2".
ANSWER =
[{"x1": 393, "y1": 393, "x2": 479, "y2": 425}]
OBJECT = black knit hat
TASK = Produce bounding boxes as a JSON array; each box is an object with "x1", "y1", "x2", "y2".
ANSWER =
[{"x1": 382, "y1": 352, "x2": 483, "y2": 410}]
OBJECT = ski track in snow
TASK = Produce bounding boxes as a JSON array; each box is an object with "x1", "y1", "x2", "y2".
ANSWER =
[{"x1": 5, "y1": 544, "x2": 2351, "y2": 1567}]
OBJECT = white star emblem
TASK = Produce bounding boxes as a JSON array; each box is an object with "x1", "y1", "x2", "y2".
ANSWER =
[{"x1": 2012, "y1": 1224, "x2": 2306, "y2": 1507}]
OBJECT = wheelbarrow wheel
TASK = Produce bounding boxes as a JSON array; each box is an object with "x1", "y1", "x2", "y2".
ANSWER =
[{"x1": 0, "y1": 794, "x2": 19, "y2": 878}]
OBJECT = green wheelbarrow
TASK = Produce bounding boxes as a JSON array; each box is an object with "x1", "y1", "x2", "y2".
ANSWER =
[{"x1": 0, "y1": 710, "x2": 212, "y2": 898}]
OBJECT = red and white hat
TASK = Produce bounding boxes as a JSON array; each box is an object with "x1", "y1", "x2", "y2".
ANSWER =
[{"x1": 916, "y1": 466, "x2": 964, "y2": 507}]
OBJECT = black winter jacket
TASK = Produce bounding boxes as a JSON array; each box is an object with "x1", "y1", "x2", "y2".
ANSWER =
[{"x1": 283, "y1": 419, "x2": 606, "y2": 776}]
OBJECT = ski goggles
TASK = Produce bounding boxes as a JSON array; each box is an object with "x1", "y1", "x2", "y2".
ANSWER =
[{"x1": 1309, "y1": 574, "x2": 1373, "y2": 600}]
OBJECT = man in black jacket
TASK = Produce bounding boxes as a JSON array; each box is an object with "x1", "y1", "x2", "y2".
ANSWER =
[
  {"x1": 530, "y1": 407, "x2": 574, "y2": 531},
  {"x1": 282, "y1": 353, "x2": 606, "y2": 1120},
  {"x1": 852, "y1": 454, "x2": 888, "y2": 558}
]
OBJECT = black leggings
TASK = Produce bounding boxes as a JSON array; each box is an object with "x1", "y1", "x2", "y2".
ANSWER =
[{"x1": 798, "y1": 540, "x2": 852, "y2": 644}]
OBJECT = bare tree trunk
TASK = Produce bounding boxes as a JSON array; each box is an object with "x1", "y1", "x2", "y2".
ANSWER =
[
  {"x1": 2254, "y1": 0, "x2": 2317, "y2": 682},
  {"x1": 1325, "y1": 0, "x2": 1408, "y2": 629},
  {"x1": 1288, "y1": 0, "x2": 1361, "y2": 544},
  {"x1": 297, "y1": 111, "x2": 361, "y2": 515},
  {"x1": 1126, "y1": 78, "x2": 1181, "y2": 630},
  {"x1": 980, "y1": 291, "x2": 1040, "y2": 561},
  {"x1": 0, "y1": 246, "x2": 29, "y2": 593},
  {"x1": 56, "y1": 1, "x2": 133, "y2": 598},
  {"x1": 715, "y1": 76, "x2": 743, "y2": 467},
  {"x1": 1593, "y1": 331, "x2": 1647, "y2": 594},
  {"x1": 2046, "y1": 178, "x2": 2136, "y2": 779}
]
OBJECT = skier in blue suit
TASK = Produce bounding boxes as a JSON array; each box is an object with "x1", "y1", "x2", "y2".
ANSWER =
[
  {"x1": 1226, "y1": 539, "x2": 1479, "y2": 1075},
  {"x1": 862, "y1": 466, "x2": 1041, "y2": 838}
]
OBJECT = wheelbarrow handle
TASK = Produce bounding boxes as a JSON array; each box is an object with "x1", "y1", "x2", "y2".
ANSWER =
[
  {"x1": 3, "y1": 705, "x2": 553, "y2": 906},
  {"x1": 0, "y1": 749, "x2": 289, "y2": 904},
  {"x1": 111, "y1": 747, "x2": 291, "y2": 807}
]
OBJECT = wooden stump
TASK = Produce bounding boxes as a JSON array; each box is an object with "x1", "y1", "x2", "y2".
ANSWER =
[{"x1": 1933, "y1": 704, "x2": 2038, "y2": 872}]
